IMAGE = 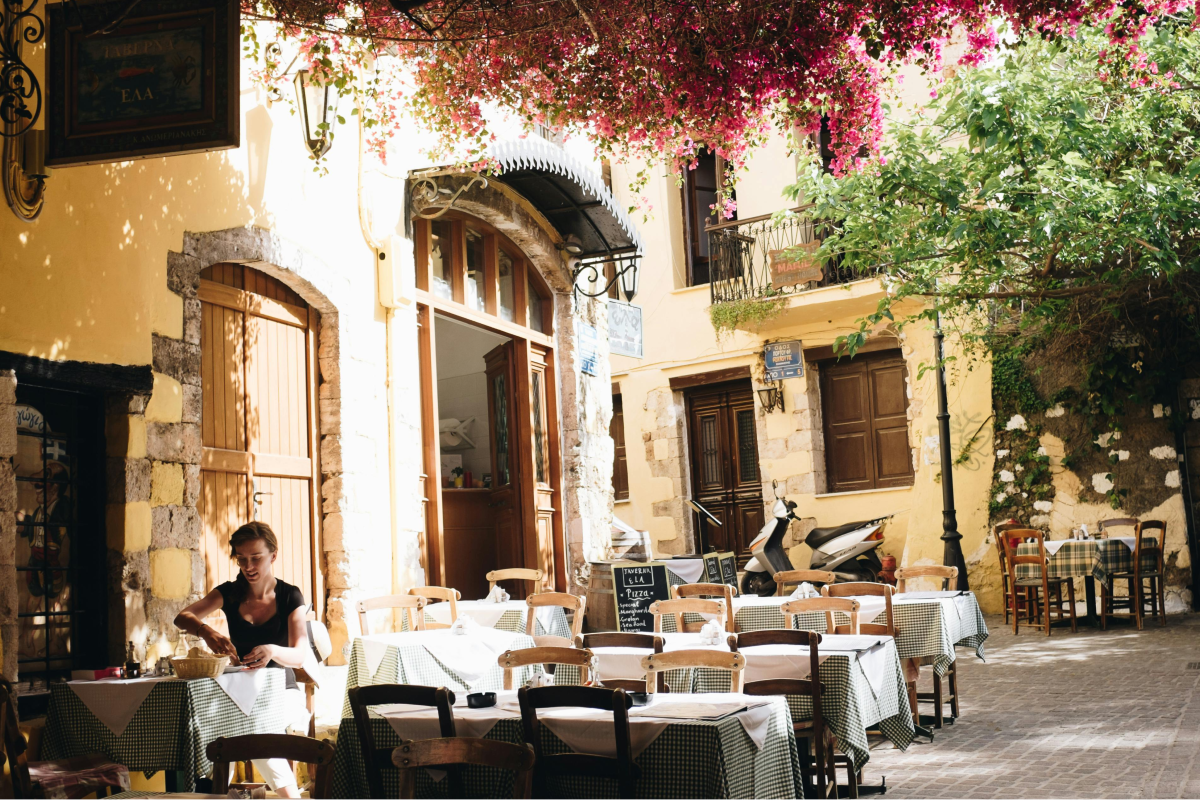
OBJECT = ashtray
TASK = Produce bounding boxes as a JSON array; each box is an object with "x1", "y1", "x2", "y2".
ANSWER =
[
  {"x1": 467, "y1": 692, "x2": 496, "y2": 708},
  {"x1": 628, "y1": 692, "x2": 652, "y2": 706}
]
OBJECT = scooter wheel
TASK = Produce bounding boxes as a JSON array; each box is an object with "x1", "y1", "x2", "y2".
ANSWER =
[{"x1": 741, "y1": 572, "x2": 777, "y2": 597}]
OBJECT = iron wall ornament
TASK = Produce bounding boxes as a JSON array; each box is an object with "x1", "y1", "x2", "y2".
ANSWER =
[
  {"x1": 45, "y1": 0, "x2": 239, "y2": 166},
  {"x1": 410, "y1": 171, "x2": 488, "y2": 219},
  {"x1": 1, "y1": 0, "x2": 44, "y2": 138},
  {"x1": 570, "y1": 250, "x2": 640, "y2": 302}
]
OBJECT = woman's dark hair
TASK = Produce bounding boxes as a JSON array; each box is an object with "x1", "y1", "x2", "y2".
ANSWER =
[{"x1": 229, "y1": 521, "x2": 279, "y2": 560}]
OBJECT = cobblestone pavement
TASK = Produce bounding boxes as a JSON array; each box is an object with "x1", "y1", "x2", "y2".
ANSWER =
[{"x1": 865, "y1": 614, "x2": 1200, "y2": 799}]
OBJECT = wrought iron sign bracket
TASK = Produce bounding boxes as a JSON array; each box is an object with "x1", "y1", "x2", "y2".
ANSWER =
[
  {"x1": 411, "y1": 172, "x2": 488, "y2": 220},
  {"x1": 2, "y1": 0, "x2": 46, "y2": 221},
  {"x1": 570, "y1": 250, "x2": 640, "y2": 302}
]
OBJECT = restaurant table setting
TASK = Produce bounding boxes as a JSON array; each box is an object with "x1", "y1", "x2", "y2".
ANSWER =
[
  {"x1": 1013, "y1": 536, "x2": 1158, "y2": 585},
  {"x1": 328, "y1": 690, "x2": 802, "y2": 798},
  {"x1": 41, "y1": 669, "x2": 290, "y2": 791},
  {"x1": 585, "y1": 630, "x2": 912, "y2": 772},
  {"x1": 341, "y1": 626, "x2": 540, "y2": 717}
]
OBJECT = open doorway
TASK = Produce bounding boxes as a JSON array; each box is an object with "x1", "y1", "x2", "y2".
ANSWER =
[{"x1": 435, "y1": 314, "x2": 518, "y2": 599}]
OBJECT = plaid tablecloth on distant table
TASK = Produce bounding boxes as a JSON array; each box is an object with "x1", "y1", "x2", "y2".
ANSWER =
[
  {"x1": 341, "y1": 631, "x2": 541, "y2": 718},
  {"x1": 329, "y1": 697, "x2": 802, "y2": 799},
  {"x1": 1014, "y1": 538, "x2": 1159, "y2": 585},
  {"x1": 721, "y1": 593, "x2": 988, "y2": 677},
  {"x1": 40, "y1": 672, "x2": 289, "y2": 791}
]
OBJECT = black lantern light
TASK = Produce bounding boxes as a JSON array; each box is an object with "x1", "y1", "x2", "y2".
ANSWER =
[
  {"x1": 293, "y1": 69, "x2": 336, "y2": 158},
  {"x1": 757, "y1": 381, "x2": 785, "y2": 413}
]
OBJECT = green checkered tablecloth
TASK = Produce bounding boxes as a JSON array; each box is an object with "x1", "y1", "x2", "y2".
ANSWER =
[
  {"x1": 341, "y1": 631, "x2": 541, "y2": 718},
  {"x1": 720, "y1": 593, "x2": 988, "y2": 677},
  {"x1": 329, "y1": 697, "x2": 802, "y2": 798},
  {"x1": 41, "y1": 672, "x2": 290, "y2": 791},
  {"x1": 1013, "y1": 539, "x2": 1159, "y2": 585}
]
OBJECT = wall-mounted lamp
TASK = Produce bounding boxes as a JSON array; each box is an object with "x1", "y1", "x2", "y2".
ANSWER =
[
  {"x1": 293, "y1": 69, "x2": 337, "y2": 158},
  {"x1": 557, "y1": 234, "x2": 585, "y2": 256},
  {"x1": 757, "y1": 381, "x2": 785, "y2": 413},
  {"x1": 570, "y1": 251, "x2": 640, "y2": 302}
]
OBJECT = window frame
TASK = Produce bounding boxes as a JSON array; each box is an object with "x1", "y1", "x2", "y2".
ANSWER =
[{"x1": 680, "y1": 148, "x2": 734, "y2": 287}]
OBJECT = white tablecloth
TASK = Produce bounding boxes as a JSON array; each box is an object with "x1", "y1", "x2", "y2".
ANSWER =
[
  {"x1": 360, "y1": 627, "x2": 528, "y2": 682},
  {"x1": 426, "y1": 599, "x2": 559, "y2": 633}
]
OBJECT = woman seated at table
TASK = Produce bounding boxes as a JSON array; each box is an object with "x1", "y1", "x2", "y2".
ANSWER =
[{"x1": 174, "y1": 521, "x2": 310, "y2": 798}]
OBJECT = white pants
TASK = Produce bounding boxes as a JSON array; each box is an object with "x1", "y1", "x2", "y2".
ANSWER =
[{"x1": 228, "y1": 688, "x2": 311, "y2": 792}]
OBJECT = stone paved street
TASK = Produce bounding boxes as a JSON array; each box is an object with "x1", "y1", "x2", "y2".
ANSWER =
[{"x1": 867, "y1": 614, "x2": 1200, "y2": 798}]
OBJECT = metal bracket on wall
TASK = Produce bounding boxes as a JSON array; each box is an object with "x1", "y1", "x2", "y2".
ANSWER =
[
  {"x1": 410, "y1": 172, "x2": 488, "y2": 220},
  {"x1": 2, "y1": 0, "x2": 46, "y2": 221}
]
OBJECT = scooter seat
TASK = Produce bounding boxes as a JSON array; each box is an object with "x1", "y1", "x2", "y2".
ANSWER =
[{"x1": 806, "y1": 520, "x2": 878, "y2": 550}]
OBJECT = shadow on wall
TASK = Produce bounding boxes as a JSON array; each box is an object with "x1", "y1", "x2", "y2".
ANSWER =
[{"x1": 0, "y1": 100, "x2": 278, "y2": 364}]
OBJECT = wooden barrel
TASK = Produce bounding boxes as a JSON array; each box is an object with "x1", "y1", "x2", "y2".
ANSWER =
[{"x1": 584, "y1": 561, "x2": 617, "y2": 632}]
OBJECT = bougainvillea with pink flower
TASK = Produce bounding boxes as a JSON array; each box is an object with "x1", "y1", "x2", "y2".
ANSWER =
[{"x1": 240, "y1": 0, "x2": 1197, "y2": 180}]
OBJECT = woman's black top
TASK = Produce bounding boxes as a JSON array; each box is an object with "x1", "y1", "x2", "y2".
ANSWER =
[{"x1": 216, "y1": 576, "x2": 305, "y2": 690}]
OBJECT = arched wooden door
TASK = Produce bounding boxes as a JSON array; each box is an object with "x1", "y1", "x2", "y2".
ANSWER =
[{"x1": 198, "y1": 264, "x2": 323, "y2": 614}]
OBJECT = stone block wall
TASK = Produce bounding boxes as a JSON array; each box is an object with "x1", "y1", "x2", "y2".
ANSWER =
[
  {"x1": 0, "y1": 370, "x2": 17, "y2": 681},
  {"x1": 640, "y1": 387, "x2": 694, "y2": 555}
]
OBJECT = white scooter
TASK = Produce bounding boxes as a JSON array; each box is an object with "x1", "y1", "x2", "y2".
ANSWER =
[{"x1": 741, "y1": 490, "x2": 892, "y2": 596}]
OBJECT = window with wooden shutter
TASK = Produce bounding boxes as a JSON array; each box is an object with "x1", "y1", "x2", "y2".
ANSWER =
[
  {"x1": 820, "y1": 351, "x2": 915, "y2": 493},
  {"x1": 611, "y1": 394, "x2": 629, "y2": 500},
  {"x1": 681, "y1": 148, "x2": 734, "y2": 286}
]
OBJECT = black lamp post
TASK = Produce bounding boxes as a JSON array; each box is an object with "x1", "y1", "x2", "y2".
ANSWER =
[{"x1": 935, "y1": 306, "x2": 969, "y2": 590}]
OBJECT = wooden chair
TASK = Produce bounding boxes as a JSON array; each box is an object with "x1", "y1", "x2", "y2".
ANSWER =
[
  {"x1": 641, "y1": 650, "x2": 746, "y2": 693},
  {"x1": 739, "y1": 630, "x2": 842, "y2": 799},
  {"x1": 407, "y1": 586, "x2": 461, "y2": 629},
  {"x1": 1004, "y1": 529, "x2": 1076, "y2": 636},
  {"x1": 499, "y1": 647, "x2": 593, "y2": 690},
  {"x1": 671, "y1": 582, "x2": 736, "y2": 631},
  {"x1": 392, "y1": 737, "x2": 536, "y2": 799},
  {"x1": 357, "y1": 594, "x2": 427, "y2": 635},
  {"x1": 576, "y1": 632, "x2": 668, "y2": 693},
  {"x1": 518, "y1": 685, "x2": 639, "y2": 798},
  {"x1": 207, "y1": 735, "x2": 336, "y2": 799},
  {"x1": 822, "y1": 582, "x2": 896, "y2": 636},
  {"x1": 895, "y1": 565, "x2": 958, "y2": 593},
  {"x1": 1101, "y1": 520, "x2": 1167, "y2": 630},
  {"x1": 348, "y1": 685, "x2": 456, "y2": 799},
  {"x1": 648, "y1": 597, "x2": 726, "y2": 633},
  {"x1": 487, "y1": 568, "x2": 544, "y2": 597},
  {"x1": 782, "y1": 597, "x2": 861, "y2": 635},
  {"x1": 2, "y1": 679, "x2": 130, "y2": 799},
  {"x1": 894, "y1": 566, "x2": 961, "y2": 728},
  {"x1": 993, "y1": 522, "x2": 1032, "y2": 628},
  {"x1": 773, "y1": 569, "x2": 836, "y2": 597},
  {"x1": 525, "y1": 592, "x2": 585, "y2": 647}
]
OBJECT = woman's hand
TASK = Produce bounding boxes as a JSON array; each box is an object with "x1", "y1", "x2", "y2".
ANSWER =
[
  {"x1": 240, "y1": 644, "x2": 276, "y2": 670},
  {"x1": 201, "y1": 627, "x2": 240, "y2": 664}
]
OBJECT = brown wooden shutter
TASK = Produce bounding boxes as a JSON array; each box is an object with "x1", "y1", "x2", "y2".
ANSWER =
[
  {"x1": 821, "y1": 351, "x2": 914, "y2": 493},
  {"x1": 611, "y1": 395, "x2": 629, "y2": 500}
]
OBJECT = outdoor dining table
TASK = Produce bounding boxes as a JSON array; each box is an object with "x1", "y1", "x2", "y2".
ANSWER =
[
  {"x1": 586, "y1": 630, "x2": 914, "y2": 772},
  {"x1": 340, "y1": 626, "x2": 541, "y2": 717},
  {"x1": 421, "y1": 598, "x2": 572, "y2": 638},
  {"x1": 1013, "y1": 537, "x2": 1159, "y2": 624},
  {"x1": 329, "y1": 690, "x2": 802, "y2": 798},
  {"x1": 40, "y1": 670, "x2": 290, "y2": 792}
]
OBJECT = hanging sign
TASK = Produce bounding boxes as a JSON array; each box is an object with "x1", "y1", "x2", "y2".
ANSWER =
[
  {"x1": 608, "y1": 300, "x2": 643, "y2": 359},
  {"x1": 578, "y1": 322, "x2": 600, "y2": 376},
  {"x1": 769, "y1": 241, "x2": 823, "y2": 289},
  {"x1": 611, "y1": 561, "x2": 671, "y2": 632},
  {"x1": 46, "y1": 0, "x2": 240, "y2": 166},
  {"x1": 764, "y1": 340, "x2": 804, "y2": 381}
]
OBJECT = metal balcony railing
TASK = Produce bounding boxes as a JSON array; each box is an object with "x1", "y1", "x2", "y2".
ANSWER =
[{"x1": 707, "y1": 206, "x2": 879, "y2": 304}]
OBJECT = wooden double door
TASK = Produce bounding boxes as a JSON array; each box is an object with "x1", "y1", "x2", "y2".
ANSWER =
[
  {"x1": 686, "y1": 381, "x2": 763, "y2": 563},
  {"x1": 197, "y1": 264, "x2": 322, "y2": 614}
]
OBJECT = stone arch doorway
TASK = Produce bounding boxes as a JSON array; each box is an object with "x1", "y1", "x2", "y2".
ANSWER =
[{"x1": 197, "y1": 262, "x2": 324, "y2": 614}]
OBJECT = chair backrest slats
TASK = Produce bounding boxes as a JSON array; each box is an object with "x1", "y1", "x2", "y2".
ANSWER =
[
  {"x1": 640, "y1": 649, "x2": 745, "y2": 694},
  {"x1": 782, "y1": 597, "x2": 860, "y2": 635},
  {"x1": 499, "y1": 647, "x2": 593, "y2": 690},
  {"x1": 392, "y1": 738, "x2": 536, "y2": 799},
  {"x1": 356, "y1": 594, "x2": 427, "y2": 635},
  {"x1": 895, "y1": 565, "x2": 958, "y2": 593},
  {"x1": 772, "y1": 569, "x2": 836, "y2": 596},
  {"x1": 208, "y1": 734, "x2": 336, "y2": 798},
  {"x1": 518, "y1": 686, "x2": 637, "y2": 797},
  {"x1": 671, "y1": 583, "x2": 736, "y2": 631},
  {"x1": 348, "y1": 684, "x2": 456, "y2": 799},
  {"x1": 822, "y1": 582, "x2": 895, "y2": 636},
  {"x1": 526, "y1": 592, "x2": 586, "y2": 646},
  {"x1": 648, "y1": 597, "x2": 726, "y2": 634},
  {"x1": 407, "y1": 586, "x2": 460, "y2": 629},
  {"x1": 1135, "y1": 520, "x2": 1166, "y2": 573},
  {"x1": 486, "y1": 568, "x2": 544, "y2": 597}
]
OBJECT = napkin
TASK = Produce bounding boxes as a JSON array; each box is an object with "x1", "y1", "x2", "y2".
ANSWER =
[
  {"x1": 483, "y1": 585, "x2": 510, "y2": 603},
  {"x1": 790, "y1": 582, "x2": 820, "y2": 599},
  {"x1": 68, "y1": 676, "x2": 173, "y2": 737},
  {"x1": 450, "y1": 614, "x2": 481, "y2": 636},
  {"x1": 214, "y1": 668, "x2": 270, "y2": 715},
  {"x1": 526, "y1": 672, "x2": 555, "y2": 689},
  {"x1": 697, "y1": 619, "x2": 724, "y2": 646}
]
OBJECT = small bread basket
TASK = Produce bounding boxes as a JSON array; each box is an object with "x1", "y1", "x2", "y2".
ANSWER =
[{"x1": 172, "y1": 654, "x2": 230, "y2": 680}]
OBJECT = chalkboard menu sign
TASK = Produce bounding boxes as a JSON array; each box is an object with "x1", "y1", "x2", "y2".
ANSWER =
[
  {"x1": 702, "y1": 553, "x2": 723, "y2": 584},
  {"x1": 612, "y1": 562, "x2": 672, "y2": 632},
  {"x1": 718, "y1": 552, "x2": 740, "y2": 595}
]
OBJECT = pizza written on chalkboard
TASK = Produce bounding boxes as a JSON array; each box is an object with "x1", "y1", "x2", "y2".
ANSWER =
[
  {"x1": 611, "y1": 562, "x2": 672, "y2": 632},
  {"x1": 718, "y1": 552, "x2": 740, "y2": 596}
]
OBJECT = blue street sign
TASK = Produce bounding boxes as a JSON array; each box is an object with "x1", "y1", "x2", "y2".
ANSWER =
[{"x1": 764, "y1": 340, "x2": 804, "y2": 381}]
